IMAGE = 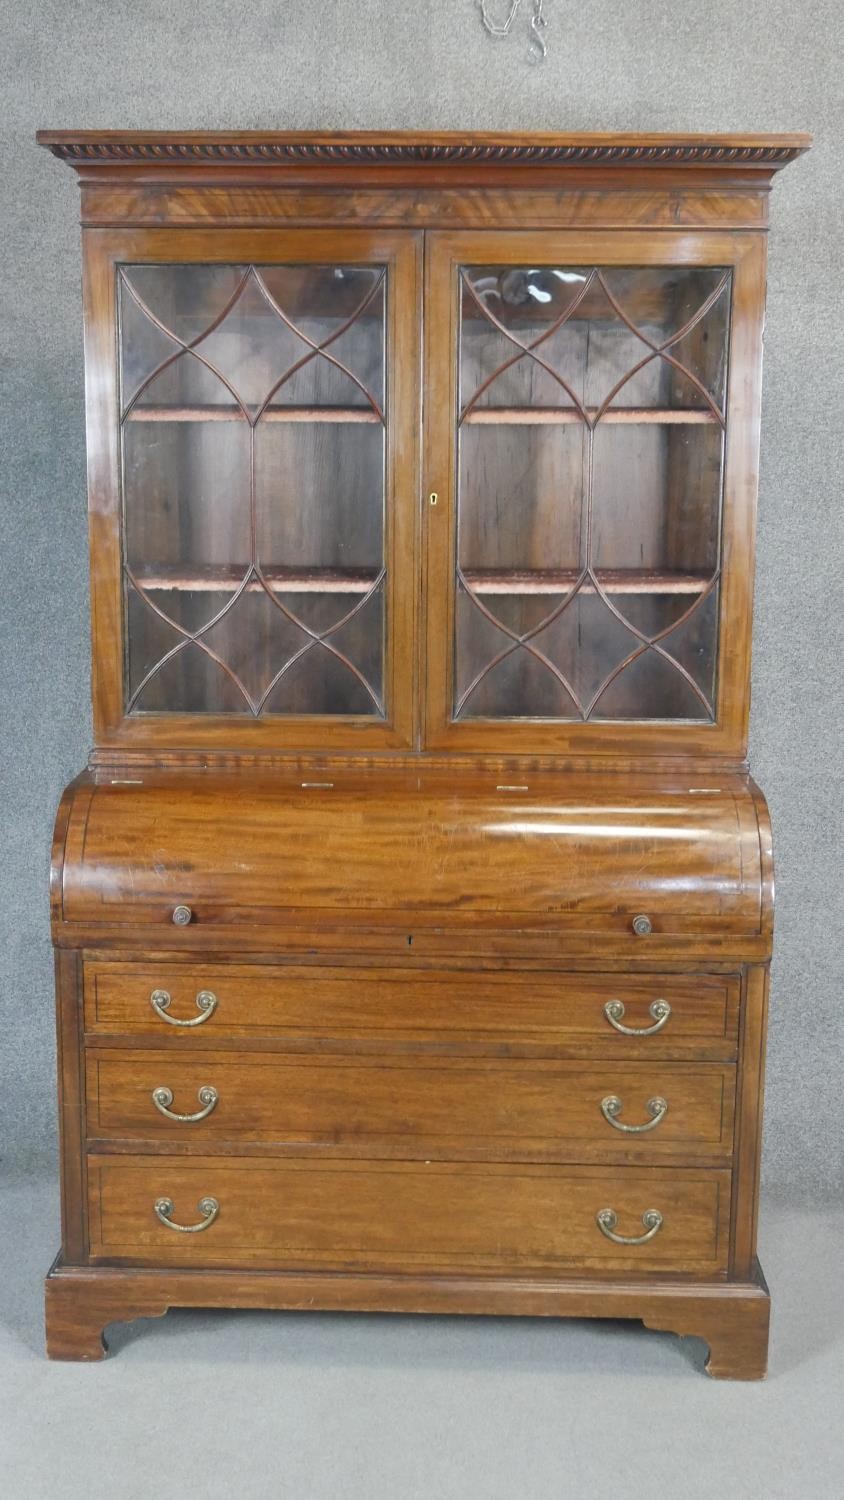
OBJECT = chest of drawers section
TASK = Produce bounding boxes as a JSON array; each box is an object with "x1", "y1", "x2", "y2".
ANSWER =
[{"x1": 80, "y1": 962, "x2": 740, "y2": 1278}]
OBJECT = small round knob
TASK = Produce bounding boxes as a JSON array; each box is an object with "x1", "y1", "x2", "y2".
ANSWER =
[
  {"x1": 632, "y1": 914, "x2": 653, "y2": 937},
  {"x1": 172, "y1": 904, "x2": 193, "y2": 927}
]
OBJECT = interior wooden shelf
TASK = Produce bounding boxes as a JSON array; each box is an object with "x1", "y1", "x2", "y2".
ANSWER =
[
  {"x1": 124, "y1": 405, "x2": 717, "y2": 428},
  {"x1": 130, "y1": 566, "x2": 380, "y2": 594},
  {"x1": 130, "y1": 566, "x2": 710, "y2": 597},
  {"x1": 462, "y1": 406, "x2": 718, "y2": 426},
  {"x1": 462, "y1": 569, "x2": 711, "y2": 595},
  {"x1": 125, "y1": 404, "x2": 381, "y2": 424}
]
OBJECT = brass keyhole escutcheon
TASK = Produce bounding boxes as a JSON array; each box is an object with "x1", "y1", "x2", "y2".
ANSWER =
[{"x1": 429, "y1": 492, "x2": 439, "y2": 506}]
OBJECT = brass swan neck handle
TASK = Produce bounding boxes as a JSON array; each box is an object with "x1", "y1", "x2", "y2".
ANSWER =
[
  {"x1": 600, "y1": 1094, "x2": 668, "y2": 1133},
  {"x1": 150, "y1": 988, "x2": 218, "y2": 1027},
  {"x1": 152, "y1": 1085, "x2": 219, "y2": 1123},
  {"x1": 596, "y1": 1208, "x2": 663, "y2": 1245},
  {"x1": 154, "y1": 1196, "x2": 219, "y2": 1233},
  {"x1": 603, "y1": 999, "x2": 671, "y2": 1036}
]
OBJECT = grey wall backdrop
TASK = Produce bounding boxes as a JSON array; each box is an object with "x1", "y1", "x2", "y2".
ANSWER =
[{"x1": 3, "y1": 2, "x2": 842, "y2": 1193}]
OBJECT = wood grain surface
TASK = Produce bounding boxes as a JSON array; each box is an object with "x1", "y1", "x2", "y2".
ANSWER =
[
  {"x1": 86, "y1": 1156, "x2": 732, "y2": 1275},
  {"x1": 39, "y1": 129, "x2": 798, "y2": 1373}
]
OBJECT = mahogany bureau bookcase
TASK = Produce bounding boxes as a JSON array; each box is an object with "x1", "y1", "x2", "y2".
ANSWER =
[{"x1": 37, "y1": 130, "x2": 808, "y2": 1374}]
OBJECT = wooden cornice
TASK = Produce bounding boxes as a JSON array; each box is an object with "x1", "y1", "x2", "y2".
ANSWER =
[{"x1": 37, "y1": 130, "x2": 811, "y2": 172}]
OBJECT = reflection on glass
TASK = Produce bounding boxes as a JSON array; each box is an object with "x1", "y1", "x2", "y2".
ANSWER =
[
  {"x1": 455, "y1": 263, "x2": 730, "y2": 722},
  {"x1": 119, "y1": 263, "x2": 386, "y2": 717}
]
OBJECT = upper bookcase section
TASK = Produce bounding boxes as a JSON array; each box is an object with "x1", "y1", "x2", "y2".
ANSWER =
[{"x1": 38, "y1": 131, "x2": 808, "y2": 766}]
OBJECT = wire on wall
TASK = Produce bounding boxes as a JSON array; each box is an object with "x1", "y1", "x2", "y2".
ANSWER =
[{"x1": 478, "y1": 0, "x2": 549, "y2": 63}]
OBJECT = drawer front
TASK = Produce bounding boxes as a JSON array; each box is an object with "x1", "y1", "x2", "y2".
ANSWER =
[
  {"x1": 86, "y1": 1051, "x2": 735, "y2": 1161},
  {"x1": 84, "y1": 963, "x2": 739, "y2": 1059},
  {"x1": 87, "y1": 1156, "x2": 731, "y2": 1275}
]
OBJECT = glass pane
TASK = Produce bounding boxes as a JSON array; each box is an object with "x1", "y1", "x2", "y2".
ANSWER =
[
  {"x1": 119, "y1": 263, "x2": 386, "y2": 717},
  {"x1": 455, "y1": 263, "x2": 730, "y2": 722}
]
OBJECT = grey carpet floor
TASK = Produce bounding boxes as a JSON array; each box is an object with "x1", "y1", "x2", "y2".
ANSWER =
[{"x1": 1, "y1": 1171, "x2": 841, "y2": 1499}]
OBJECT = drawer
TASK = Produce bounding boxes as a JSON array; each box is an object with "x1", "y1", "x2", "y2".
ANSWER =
[
  {"x1": 86, "y1": 1051, "x2": 735, "y2": 1162},
  {"x1": 87, "y1": 1156, "x2": 732, "y2": 1275},
  {"x1": 83, "y1": 963, "x2": 739, "y2": 1059}
]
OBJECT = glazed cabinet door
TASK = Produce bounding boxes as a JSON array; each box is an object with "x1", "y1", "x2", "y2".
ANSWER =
[
  {"x1": 423, "y1": 230, "x2": 766, "y2": 757},
  {"x1": 84, "y1": 229, "x2": 421, "y2": 752}
]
